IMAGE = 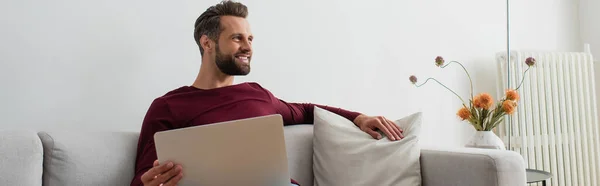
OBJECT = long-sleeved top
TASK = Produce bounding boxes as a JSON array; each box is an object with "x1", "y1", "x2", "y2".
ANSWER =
[{"x1": 130, "y1": 82, "x2": 362, "y2": 186}]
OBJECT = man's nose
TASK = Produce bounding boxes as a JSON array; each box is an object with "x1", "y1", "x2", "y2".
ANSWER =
[{"x1": 240, "y1": 40, "x2": 252, "y2": 52}]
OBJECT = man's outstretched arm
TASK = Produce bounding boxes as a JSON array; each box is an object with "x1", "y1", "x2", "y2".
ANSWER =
[
  {"x1": 274, "y1": 99, "x2": 361, "y2": 125},
  {"x1": 252, "y1": 83, "x2": 404, "y2": 140},
  {"x1": 273, "y1": 98, "x2": 404, "y2": 141}
]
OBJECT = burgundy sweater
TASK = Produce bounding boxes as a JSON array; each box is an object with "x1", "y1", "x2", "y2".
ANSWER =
[{"x1": 131, "y1": 82, "x2": 362, "y2": 186}]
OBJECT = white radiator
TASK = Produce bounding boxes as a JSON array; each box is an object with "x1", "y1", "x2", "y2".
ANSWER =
[{"x1": 495, "y1": 45, "x2": 599, "y2": 186}]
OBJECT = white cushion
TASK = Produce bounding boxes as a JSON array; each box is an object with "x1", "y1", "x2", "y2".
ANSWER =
[{"x1": 312, "y1": 107, "x2": 423, "y2": 186}]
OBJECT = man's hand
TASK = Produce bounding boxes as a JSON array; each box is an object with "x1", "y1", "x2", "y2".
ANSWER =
[
  {"x1": 141, "y1": 160, "x2": 183, "y2": 186},
  {"x1": 353, "y1": 114, "x2": 404, "y2": 141}
]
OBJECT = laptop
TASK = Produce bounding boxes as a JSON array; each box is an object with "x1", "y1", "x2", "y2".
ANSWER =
[{"x1": 154, "y1": 114, "x2": 291, "y2": 186}]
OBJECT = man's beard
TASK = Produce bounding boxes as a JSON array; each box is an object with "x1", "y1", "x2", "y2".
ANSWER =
[{"x1": 214, "y1": 43, "x2": 251, "y2": 76}]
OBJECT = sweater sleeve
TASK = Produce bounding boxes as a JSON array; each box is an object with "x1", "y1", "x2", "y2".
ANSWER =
[
  {"x1": 130, "y1": 98, "x2": 176, "y2": 186},
  {"x1": 274, "y1": 99, "x2": 362, "y2": 125},
  {"x1": 252, "y1": 83, "x2": 362, "y2": 125}
]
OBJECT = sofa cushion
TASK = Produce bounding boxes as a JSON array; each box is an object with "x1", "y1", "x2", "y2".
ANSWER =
[
  {"x1": 0, "y1": 130, "x2": 44, "y2": 186},
  {"x1": 283, "y1": 124, "x2": 314, "y2": 186},
  {"x1": 312, "y1": 107, "x2": 423, "y2": 186},
  {"x1": 34, "y1": 126, "x2": 315, "y2": 186},
  {"x1": 37, "y1": 131, "x2": 139, "y2": 186}
]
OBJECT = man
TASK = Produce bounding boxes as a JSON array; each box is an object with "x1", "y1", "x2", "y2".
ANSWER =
[{"x1": 131, "y1": 1, "x2": 404, "y2": 186}]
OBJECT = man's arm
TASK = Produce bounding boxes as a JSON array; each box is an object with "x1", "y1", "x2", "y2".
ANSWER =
[
  {"x1": 256, "y1": 83, "x2": 403, "y2": 141},
  {"x1": 131, "y1": 98, "x2": 182, "y2": 186},
  {"x1": 274, "y1": 98, "x2": 362, "y2": 125},
  {"x1": 274, "y1": 98, "x2": 403, "y2": 141},
  {"x1": 254, "y1": 83, "x2": 402, "y2": 140}
]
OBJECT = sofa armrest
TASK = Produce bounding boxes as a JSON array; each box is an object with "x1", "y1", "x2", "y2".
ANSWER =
[{"x1": 420, "y1": 148, "x2": 526, "y2": 186}]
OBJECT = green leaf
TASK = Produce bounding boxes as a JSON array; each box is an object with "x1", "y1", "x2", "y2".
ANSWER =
[{"x1": 488, "y1": 115, "x2": 506, "y2": 130}]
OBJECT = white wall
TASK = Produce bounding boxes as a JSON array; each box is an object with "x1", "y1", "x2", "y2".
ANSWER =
[
  {"x1": 579, "y1": 0, "x2": 600, "y2": 117},
  {"x1": 1, "y1": 0, "x2": 517, "y2": 148},
  {"x1": 580, "y1": 0, "x2": 600, "y2": 56},
  {"x1": 509, "y1": 0, "x2": 582, "y2": 52}
]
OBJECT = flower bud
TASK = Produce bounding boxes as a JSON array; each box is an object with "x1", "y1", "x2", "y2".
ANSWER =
[
  {"x1": 409, "y1": 75, "x2": 418, "y2": 84},
  {"x1": 525, "y1": 57, "x2": 536, "y2": 67},
  {"x1": 435, "y1": 56, "x2": 445, "y2": 67}
]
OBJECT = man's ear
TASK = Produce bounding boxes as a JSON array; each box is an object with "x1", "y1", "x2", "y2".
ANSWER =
[{"x1": 200, "y1": 35, "x2": 213, "y2": 53}]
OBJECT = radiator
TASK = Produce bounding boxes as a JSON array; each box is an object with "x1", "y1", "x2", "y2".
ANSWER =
[{"x1": 495, "y1": 45, "x2": 599, "y2": 186}]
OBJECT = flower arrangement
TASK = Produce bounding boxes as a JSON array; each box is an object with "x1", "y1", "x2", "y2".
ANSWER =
[{"x1": 409, "y1": 56, "x2": 536, "y2": 131}]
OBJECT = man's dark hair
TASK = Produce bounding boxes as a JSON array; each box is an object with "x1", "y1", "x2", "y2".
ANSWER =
[{"x1": 194, "y1": 0, "x2": 248, "y2": 56}]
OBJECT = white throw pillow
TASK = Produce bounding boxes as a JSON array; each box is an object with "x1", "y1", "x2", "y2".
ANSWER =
[{"x1": 312, "y1": 107, "x2": 422, "y2": 186}]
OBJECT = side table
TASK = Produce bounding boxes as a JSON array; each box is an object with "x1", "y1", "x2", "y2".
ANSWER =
[{"x1": 526, "y1": 169, "x2": 552, "y2": 186}]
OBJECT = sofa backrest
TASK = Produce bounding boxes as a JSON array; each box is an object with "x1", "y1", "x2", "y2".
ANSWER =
[
  {"x1": 0, "y1": 130, "x2": 44, "y2": 186},
  {"x1": 21, "y1": 124, "x2": 315, "y2": 186},
  {"x1": 37, "y1": 131, "x2": 139, "y2": 186},
  {"x1": 282, "y1": 124, "x2": 314, "y2": 186}
]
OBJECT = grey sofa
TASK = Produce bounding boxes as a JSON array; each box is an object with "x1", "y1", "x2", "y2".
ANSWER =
[{"x1": 1, "y1": 125, "x2": 527, "y2": 186}]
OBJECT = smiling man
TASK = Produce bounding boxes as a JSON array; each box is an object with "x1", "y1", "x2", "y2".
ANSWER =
[{"x1": 130, "y1": 1, "x2": 404, "y2": 186}]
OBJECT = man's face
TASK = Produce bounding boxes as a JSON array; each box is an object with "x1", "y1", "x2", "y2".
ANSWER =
[{"x1": 213, "y1": 16, "x2": 253, "y2": 76}]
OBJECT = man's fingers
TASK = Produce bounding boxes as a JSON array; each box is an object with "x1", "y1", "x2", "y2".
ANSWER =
[
  {"x1": 363, "y1": 127, "x2": 382, "y2": 139},
  {"x1": 140, "y1": 166, "x2": 158, "y2": 183},
  {"x1": 383, "y1": 120, "x2": 401, "y2": 141},
  {"x1": 141, "y1": 161, "x2": 174, "y2": 182},
  {"x1": 385, "y1": 121, "x2": 400, "y2": 140},
  {"x1": 163, "y1": 172, "x2": 184, "y2": 186},
  {"x1": 375, "y1": 120, "x2": 395, "y2": 141},
  {"x1": 155, "y1": 165, "x2": 182, "y2": 184},
  {"x1": 385, "y1": 119, "x2": 403, "y2": 139},
  {"x1": 387, "y1": 118, "x2": 403, "y2": 133},
  {"x1": 144, "y1": 160, "x2": 160, "y2": 182}
]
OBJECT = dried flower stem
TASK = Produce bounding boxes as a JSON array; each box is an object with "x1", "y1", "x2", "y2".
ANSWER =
[
  {"x1": 415, "y1": 77, "x2": 466, "y2": 107},
  {"x1": 515, "y1": 66, "x2": 531, "y2": 90},
  {"x1": 409, "y1": 56, "x2": 536, "y2": 132},
  {"x1": 441, "y1": 61, "x2": 474, "y2": 103}
]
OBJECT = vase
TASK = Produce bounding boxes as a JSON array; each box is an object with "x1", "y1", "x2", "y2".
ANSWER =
[{"x1": 465, "y1": 131, "x2": 506, "y2": 150}]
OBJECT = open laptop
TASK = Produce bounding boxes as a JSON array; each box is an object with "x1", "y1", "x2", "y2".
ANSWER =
[{"x1": 154, "y1": 114, "x2": 291, "y2": 186}]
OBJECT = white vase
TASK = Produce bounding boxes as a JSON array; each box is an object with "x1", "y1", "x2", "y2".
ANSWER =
[{"x1": 465, "y1": 131, "x2": 506, "y2": 150}]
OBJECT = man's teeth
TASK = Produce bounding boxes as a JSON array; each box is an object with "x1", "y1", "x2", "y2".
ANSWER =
[{"x1": 237, "y1": 56, "x2": 249, "y2": 62}]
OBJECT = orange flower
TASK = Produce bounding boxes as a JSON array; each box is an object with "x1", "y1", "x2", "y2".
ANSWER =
[
  {"x1": 505, "y1": 89, "x2": 519, "y2": 101},
  {"x1": 473, "y1": 93, "x2": 494, "y2": 109},
  {"x1": 502, "y1": 100, "x2": 517, "y2": 114},
  {"x1": 457, "y1": 107, "x2": 471, "y2": 120}
]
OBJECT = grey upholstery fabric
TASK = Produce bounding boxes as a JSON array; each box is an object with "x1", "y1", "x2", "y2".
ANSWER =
[
  {"x1": 37, "y1": 131, "x2": 139, "y2": 186},
  {"x1": 421, "y1": 148, "x2": 527, "y2": 186},
  {"x1": 36, "y1": 125, "x2": 317, "y2": 186},
  {"x1": 0, "y1": 126, "x2": 527, "y2": 186},
  {"x1": 283, "y1": 124, "x2": 314, "y2": 186},
  {"x1": 0, "y1": 130, "x2": 43, "y2": 186}
]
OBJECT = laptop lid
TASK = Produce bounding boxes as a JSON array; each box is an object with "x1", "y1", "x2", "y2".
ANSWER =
[{"x1": 154, "y1": 114, "x2": 291, "y2": 186}]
